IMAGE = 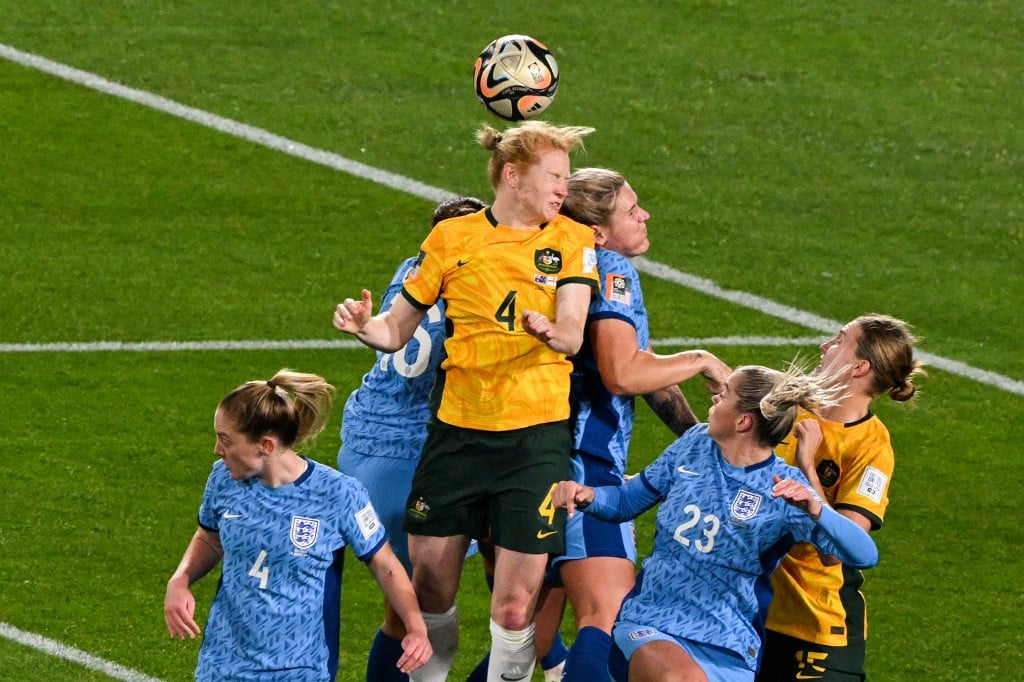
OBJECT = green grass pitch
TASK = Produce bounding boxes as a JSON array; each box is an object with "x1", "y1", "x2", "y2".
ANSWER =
[{"x1": 1, "y1": 2, "x2": 1021, "y2": 680}]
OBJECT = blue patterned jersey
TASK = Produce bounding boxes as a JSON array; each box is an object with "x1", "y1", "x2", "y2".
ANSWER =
[
  {"x1": 571, "y1": 248, "x2": 650, "y2": 470},
  {"x1": 196, "y1": 459, "x2": 386, "y2": 681},
  {"x1": 587, "y1": 424, "x2": 876, "y2": 672},
  {"x1": 340, "y1": 256, "x2": 447, "y2": 460}
]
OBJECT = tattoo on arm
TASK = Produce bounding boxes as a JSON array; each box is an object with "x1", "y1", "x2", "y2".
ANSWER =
[{"x1": 644, "y1": 387, "x2": 699, "y2": 436}]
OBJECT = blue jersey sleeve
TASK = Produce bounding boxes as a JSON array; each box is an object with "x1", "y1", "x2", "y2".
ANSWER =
[
  {"x1": 334, "y1": 474, "x2": 389, "y2": 561},
  {"x1": 805, "y1": 505, "x2": 879, "y2": 569},
  {"x1": 586, "y1": 472, "x2": 663, "y2": 523},
  {"x1": 197, "y1": 461, "x2": 228, "y2": 532},
  {"x1": 584, "y1": 427, "x2": 707, "y2": 522}
]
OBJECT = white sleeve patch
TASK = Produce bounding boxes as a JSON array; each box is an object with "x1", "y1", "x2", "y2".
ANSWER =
[
  {"x1": 583, "y1": 247, "x2": 597, "y2": 273},
  {"x1": 355, "y1": 502, "x2": 382, "y2": 540},
  {"x1": 856, "y1": 465, "x2": 888, "y2": 504}
]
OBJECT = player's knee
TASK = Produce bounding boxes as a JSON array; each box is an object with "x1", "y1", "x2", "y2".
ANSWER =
[{"x1": 490, "y1": 598, "x2": 533, "y2": 630}]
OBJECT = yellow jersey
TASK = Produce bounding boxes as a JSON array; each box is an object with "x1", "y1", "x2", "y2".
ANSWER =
[
  {"x1": 402, "y1": 208, "x2": 598, "y2": 431},
  {"x1": 766, "y1": 409, "x2": 894, "y2": 651}
]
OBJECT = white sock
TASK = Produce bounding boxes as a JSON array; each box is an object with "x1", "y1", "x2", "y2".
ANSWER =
[
  {"x1": 543, "y1": 660, "x2": 565, "y2": 682},
  {"x1": 408, "y1": 604, "x2": 458, "y2": 682},
  {"x1": 487, "y1": 619, "x2": 535, "y2": 682}
]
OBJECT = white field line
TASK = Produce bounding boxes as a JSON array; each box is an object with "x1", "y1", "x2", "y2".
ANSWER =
[
  {"x1": 0, "y1": 40, "x2": 1021, "y2": 399},
  {"x1": 0, "y1": 336, "x2": 824, "y2": 354},
  {"x1": 7, "y1": 336, "x2": 1019, "y2": 396},
  {"x1": 0, "y1": 622, "x2": 164, "y2": 682}
]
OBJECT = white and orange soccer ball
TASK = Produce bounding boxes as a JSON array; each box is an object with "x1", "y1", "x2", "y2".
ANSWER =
[{"x1": 473, "y1": 35, "x2": 559, "y2": 121}]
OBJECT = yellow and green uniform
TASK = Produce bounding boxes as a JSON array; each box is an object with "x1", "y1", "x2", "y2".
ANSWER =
[
  {"x1": 401, "y1": 207, "x2": 598, "y2": 431},
  {"x1": 761, "y1": 410, "x2": 894, "y2": 677}
]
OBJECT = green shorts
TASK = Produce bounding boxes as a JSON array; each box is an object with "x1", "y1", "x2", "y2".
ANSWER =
[
  {"x1": 756, "y1": 630, "x2": 865, "y2": 682},
  {"x1": 403, "y1": 419, "x2": 571, "y2": 554}
]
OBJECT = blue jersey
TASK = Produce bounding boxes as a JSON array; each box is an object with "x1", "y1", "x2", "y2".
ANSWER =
[
  {"x1": 587, "y1": 425, "x2": 877, "y2": 672},
  {"x1": 196, "y1": 459, "x2": 387, "y2": 681},
  {"x1": 340, "y1": 256, "x2": 447, "y2": 461},
  {"x1": 571, "y1": 248, "x2": 650, "y2": 470}
]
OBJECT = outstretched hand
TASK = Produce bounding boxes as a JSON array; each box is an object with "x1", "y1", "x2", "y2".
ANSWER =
[
  {"x1": 771, "y1": 474, "x2": 823, "y2": 520},
  {"x1": 551, "y1": 480, "x2": 595, "y2": 517},
  {"x1": 333, "y1": 289, "x2": 374, "y2": 335}
]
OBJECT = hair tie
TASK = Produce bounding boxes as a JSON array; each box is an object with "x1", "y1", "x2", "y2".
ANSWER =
[{"x1": 266, "y1": 380, "x2": 277, "y2": 391}]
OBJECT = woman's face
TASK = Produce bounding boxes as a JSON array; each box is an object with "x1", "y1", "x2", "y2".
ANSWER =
[
  {"x1": 596, "y1": 182, "x2": 650, "y2": 257},
  {"x1": 707, "y1": 371, "x2": 742, "y2": 442},
  {"x1": 818, "y1": 321, "x2": 864, "y2": 377},
  {"x1": 213, "y1": 408, "x2": 265, "y2": 480},
  {"x1": 508, "y1": 147, "x2": 570, "y2": 224}
]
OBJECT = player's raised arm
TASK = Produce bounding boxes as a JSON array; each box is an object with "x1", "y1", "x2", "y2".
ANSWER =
[{"x1": 334, "y1": 290, "x2": 426, "y2": 353}]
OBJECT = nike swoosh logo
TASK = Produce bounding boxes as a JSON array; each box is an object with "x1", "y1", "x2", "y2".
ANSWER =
[
  {"x1": 222, "y1": 512, "x2": 242, "y2": 519},
  {"x1": 536, "y1": 530, "x2": 558, "y2": 539},
  {"x1": 480, "y1": 69, "x2": 512, "y2": 99},
  {"x1": 677, "y1": 466, "x2": 700, "y2": 476},
  {"x1": 457, "y1": 260, "x2": 470, "y2": 267}
]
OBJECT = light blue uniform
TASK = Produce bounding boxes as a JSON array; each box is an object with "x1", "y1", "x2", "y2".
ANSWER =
[
  {"x1": 338, "y1": 256, "x2": 446, "y2": 573},
  {"x1": 196, "y1": 458, "x2": 386, "y2": 681},
  {"x1": 559, "y1": 248, "x2": 649, "y2": 565},
  {"x1": 581, "y1": 424, "x2": 878, "y2": 679}
]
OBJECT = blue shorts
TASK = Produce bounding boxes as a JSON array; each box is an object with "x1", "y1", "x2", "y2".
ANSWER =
[
  {"x1": 552, "y1": 451, "x2": 636, "y2": 567},
  {"x1": 612, "y1": 621, "x2": 752, "y2": 682},
  {"x1": 339, "y1": 448, "x2": 418, "y2": 575}
]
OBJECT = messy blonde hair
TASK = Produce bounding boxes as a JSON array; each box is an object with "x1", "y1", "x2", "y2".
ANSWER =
[
  {"x1": 477, "y1": 120, "x2": 595, "y2": 190},
  {"x1": 218, "y1": 369, "x2": 335, "y2": 449},
  {"x1": 735, "y1": 362, "x2": 847, "y2": 447},
  {"x1": 560, "y1": 167, "x2": 626, "y2": 227}
]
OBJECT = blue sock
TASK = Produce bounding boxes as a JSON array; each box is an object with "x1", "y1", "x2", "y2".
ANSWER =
[
  {"x1": 562, "y1": 626, "x2": 612, "y2": 680},
  {"x1": 466, "y1": 652, "x2": 490, "y2": 682},
  {"x1": 540, "y1": 630, "x2": 568, "y2": 670},
  {"x1": 366, "y1": 628, "x2": 409, "y2": 682}
]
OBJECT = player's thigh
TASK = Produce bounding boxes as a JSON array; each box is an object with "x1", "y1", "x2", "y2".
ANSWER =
[
  {"x1": 560, "y1": 555, "x2": 635, "y2": 628},
  {"x1": 408, "y1": 534, "x2": 472, "y2": 611},
  {"x1": 629, "y1": 640, "x2": 708, "y2": 682},
  {"x1": 614, "y1": 623, "x2": 751, "y2": 682}
]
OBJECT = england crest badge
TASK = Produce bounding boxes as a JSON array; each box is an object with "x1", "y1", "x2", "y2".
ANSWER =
[
  {"x1": 290, "y1": 515, "x2": 320, "y2": 550},
  {"x1": 730, "y1": 490, "x2": 763, "y2": 521}
]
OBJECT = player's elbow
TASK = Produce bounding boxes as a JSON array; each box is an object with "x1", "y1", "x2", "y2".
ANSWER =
[
  {"x1": 847, "y1": 543, "x2": 879, "y2": 570},
  {"x1": 601, "y1": 375, "x2": 638, "y2": 396},
  {"x1": 551, "y1": 329, "x2": 584, "y2": 356}
]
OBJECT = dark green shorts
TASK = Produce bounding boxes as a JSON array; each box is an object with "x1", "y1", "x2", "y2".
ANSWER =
[
  {"x1": 403, "y1": 419, "x2": 571, "y2": 554},
  {"x1": 756, "y1": 630, "x2": 865, "y2": 682}
]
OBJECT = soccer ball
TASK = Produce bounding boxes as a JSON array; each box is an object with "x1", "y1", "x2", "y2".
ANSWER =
[{"x1": 474, "y1": 35, "x2": 559, "y2": 121}]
